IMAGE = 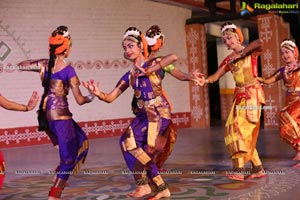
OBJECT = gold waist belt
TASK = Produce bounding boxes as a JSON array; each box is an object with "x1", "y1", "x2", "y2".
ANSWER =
[{"x1": 137, "y1": 96, "x2": 163, "y2": 109}]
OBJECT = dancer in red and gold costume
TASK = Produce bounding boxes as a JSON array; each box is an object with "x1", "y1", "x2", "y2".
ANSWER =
[
  {"x1": 258, "y1": 39, "x2": 300, "y2": 167},
  {"x1": 142, "y1": 25, "x2": 201, "y2": 169},
  {"x1": 0, "y1": 91, "x2": 39, "y2": 189}
]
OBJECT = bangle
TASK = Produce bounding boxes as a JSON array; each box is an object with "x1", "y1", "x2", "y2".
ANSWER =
[
  {"x1": 205, "y1": 79, "x2": 210, "y2": 84},
  {"x1": 239, "y1": 49, "x2": 244, "y2": 57},
  {"x1": 87, "y1": 94, "x2": 95, "y2": 102},
  {"x1": 24, "y1": 105, "x2": 28, "y2": 112},
  {"x1": 145, "y1": 68, "x2": 151, "y2": 76}
]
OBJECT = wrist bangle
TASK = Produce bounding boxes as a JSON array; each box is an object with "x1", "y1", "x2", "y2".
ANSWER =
[
  {"x1": 87, "y1": 94, "x2": 95, "y2": 102},
  {"x1": 145, "y1": 68, "x2": 150, "y2": 76},
  {"x1": 239, "y1": 49, "x2": 244, "y2": 57}
]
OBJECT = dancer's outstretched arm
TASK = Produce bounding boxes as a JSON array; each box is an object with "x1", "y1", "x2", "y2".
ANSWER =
[
  {"x1": 17, "y1": 59, "x2": 49, "y2": 72},
  {"x1": 0, "y1": 91, "x2": 39, "y2": 111},
  {"x1": 82, "y1": 80, "x2": 126, "y2": 103}
]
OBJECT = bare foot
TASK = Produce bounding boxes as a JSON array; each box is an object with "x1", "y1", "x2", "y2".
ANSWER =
[
  {"x1": 226, "y1": 173, "x2": 244, "y2": 181},
  {"x1": 48, "y1": 197, "x2": 61, "y2": 200},
  {"x1": 148, "y1": 188, "x2": 171, "y2": 200},
  {"x1": 127, "y1": 184, "x2": 151, "y2": 198},
  {"x1": 246, "y1": 169, "x2": 266, "y2": 180},
  {"x1": 293, "y1": 152, "x2": 300, "y2": 161},
  {"x1": 292, "y1": 162, "x2": 300, "y2": 168}
]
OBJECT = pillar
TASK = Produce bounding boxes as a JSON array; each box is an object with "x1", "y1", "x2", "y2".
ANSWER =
[
  {"x1": 185, "y1": 24, "x2": 210, "y2": 128},
  {"x1": 257, "y1": 13, "x2": 290, "y2": 128}
]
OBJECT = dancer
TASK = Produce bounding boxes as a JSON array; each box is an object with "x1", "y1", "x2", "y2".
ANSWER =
[
  {"x1": 0, "y1": 91, "x2": 39, "y2": 189},
  {"x1": 257, "y1": 39, "x2": 300, "y2": 167},
  {"x1": 200, "y1": 22, "x2": 266, "y2": 181},
  {"x1": 83, "y1": 26, "x2": 185, "y2": 200},
  {"x1": 145, "y1": 25, "x2": 199, "y2": 84},
  {"x1": 18, "y1": 26, "x2": 93, "y2": 200},
  {"x1": 142, "y1": 25, "x2": 201, "y2": 169}
]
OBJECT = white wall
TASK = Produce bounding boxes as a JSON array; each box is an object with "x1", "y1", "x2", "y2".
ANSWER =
[{"x1": 0, "y1": 0, "x2": 191, "y2": 128}]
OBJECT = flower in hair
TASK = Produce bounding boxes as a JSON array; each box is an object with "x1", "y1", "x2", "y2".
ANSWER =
[
  {"x1": 56, "y1": 26, "x2": 69, "y2": 38},
  {"x1": 221, "y1": 23, "x2": 244, "y2": 44},
  {"x1": 63, "y1": 30, "x2": 69, "y2": 38},
  {"x1": 124, "y1": 30, "x2": 141, "y2": 39},
  {"x1": 49, "y1": 35, "x2": 69, "y2": 55},
  {"x1": 221, "y1": 24, "x2": 237, "y2": 33},
  {"x1": 145, "y1": 34, "x2": 161, "y2": 46},
  {"x1": 280, "y1": 39, "x2": 298, "y2": 60},
  {"x1": 280, "y1": 40, "x2": 296, "y2": 48},
  {"x1": 49, "y1": 35, "x2": 65, "y2": 45}
]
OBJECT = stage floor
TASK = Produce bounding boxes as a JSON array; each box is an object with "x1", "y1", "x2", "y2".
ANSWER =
[{"x1": 1, "y1": 124, "x2": 300, "y2": 200}]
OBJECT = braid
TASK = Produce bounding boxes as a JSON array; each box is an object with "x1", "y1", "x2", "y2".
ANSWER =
[{"x1": 38, "y1": 45, "x2": 55, "y2": 110}]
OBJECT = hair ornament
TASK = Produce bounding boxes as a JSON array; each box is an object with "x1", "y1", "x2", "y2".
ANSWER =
[
  {"x1": 281, "y1": 40, "x2": 296, "y2": 48},
  {"x1": 49, "y1": 35, "x2": 65, "y2": 45},
  {"x1": 63, "y1": 30, "x2": 69, "y2": 38},
  {"x1": 145, "y1": 34, "x2": 161, "y2": 46},
  {"x1": 221, "y1": 24, "x2": 237, "y2": 33},
  {"x1": 49, "y1": 34, "x2": 69, "y2": 55},
  {"x1": 124, "y1": 30, "x2": 141, "y2": 39}
]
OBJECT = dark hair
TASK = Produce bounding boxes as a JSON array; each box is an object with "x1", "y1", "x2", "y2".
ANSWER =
[
  {"x1": 123, "y1": 27, "x2": 142, "y2": 44},
  {"x1": 146, "y1": 25, "x2": 164, "y2": 39},
  {"x1": 57, "y1": 26, "x2": 69, "y2": 36},
  {"x1": 145, "y1": 25, "x2": 164, "y2": 54},
  {"x1": 146, "y1": 25, "x2": 162, "y2": 38}
]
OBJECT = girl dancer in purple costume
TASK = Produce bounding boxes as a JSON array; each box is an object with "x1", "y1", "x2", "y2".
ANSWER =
[
  {"x1": 18, "y1": 26, "x2": 94, "y2": 200},
  {"x1": 83, "y1": 26, "x2": 182, "y2": 200}
]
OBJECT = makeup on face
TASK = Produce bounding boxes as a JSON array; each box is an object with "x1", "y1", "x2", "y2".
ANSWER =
[
  {"x1": 280, "y1": 47, "x2": 296, "y2": 63},
  {"x1": 123, "y1": 40, "x2": 141, "y2": 60}
]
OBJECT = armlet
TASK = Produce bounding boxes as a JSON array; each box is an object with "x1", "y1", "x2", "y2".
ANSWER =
[
  {"x1": 69, "y1": 76, "x2": 80, "y2": 88},
  {"x1": 115, "y1": 80, "x2": 129, "y2": 92},
  {"x1": 163, "y1": 64, "x2": 175, "y2": 73}
]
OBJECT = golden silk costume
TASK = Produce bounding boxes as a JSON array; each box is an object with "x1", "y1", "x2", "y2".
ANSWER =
[
  {"x1": 277, "y1": 66, "x2": 300, "y2": 152},
  {"x1": 221, "y1": 53, "x2": 265, "y2": 168},
  {"x1": 119, "y1": 59, "x2": 174, "y2": 190}
]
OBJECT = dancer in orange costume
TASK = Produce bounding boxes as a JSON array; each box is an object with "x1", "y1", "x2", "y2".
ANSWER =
[{"x1": 257, "y1": 39, "x2": 300, "y2": 167}]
